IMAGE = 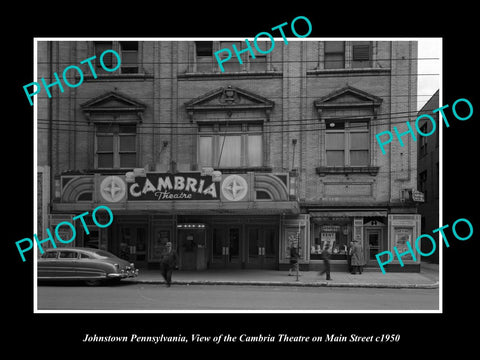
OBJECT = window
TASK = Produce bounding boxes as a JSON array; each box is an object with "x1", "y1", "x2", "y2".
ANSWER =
[
  {"x1": 310, "y1": 221, "x2": 351, "y2": 260},
  {"x1": 94, "y1": 41, "x2": 139, "y2": 74},
  {"x1": 42, "y1": 251, "x2": 58, "y2": 259},
  {"x1": 119, "y1": 41, "x2": 139, "y2": 73},
  {"x1": 194, "y1": 41, "x2": 271, "y2": 73},
  {"x1": 59, "y1": 251, "x2": 78, "y2": 259},
  {"x1": 249, "y1": 41, "x2": 268, "y2": 71},
  {"x1": 95, "y1": 124, "x2": 137, "y2": 169},
  {"x1": 219, "y1": 41, "x2": 241, "y2": 72},
  {"x1": 94, "y1": 41, "x2": 113, "y2": 73},
  {"x1": 198, "y1": 123, "x2": 263, "y2": 168},
  {"x1": 419, "y1": 123, "x2": 428, "y2": 157},
  {"x1": 325, "y1": 120, "x2": 370, "y2": 166},
  {"x1": 324, "y1": 41, "x2": 345, "y2": 69},
  {"x1": 352, "y1": 41, "x2": 372, "y2": 68},
  {"x1": 419, "y1": 170, "x2": 427, "y2": 201},
  {"x1": 195, "y1": 41, "x2": 213, "y2": 72}
]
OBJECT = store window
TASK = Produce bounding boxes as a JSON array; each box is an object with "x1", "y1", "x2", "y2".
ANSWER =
[
  {"x1": 95, "y1": 124, "x2": 137, "y2": 169},
  {"x1": 311, "y1": 219, "x2": 352, "y2": 260},
  {"x1": 325, "y1": 119, "x2": 370, "y2": 166},
  {"x1": 198, "y1": 123, "x2": 263, "y2": 168}
]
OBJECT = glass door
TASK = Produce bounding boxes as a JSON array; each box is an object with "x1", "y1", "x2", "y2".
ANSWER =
[
  {"x1": 263, "y1": 227, "x2": 277, "y2": 269},
  {"x1": 365, "y1": 228, "x2": 382, "y2": 264},
  {"x1": 246, "y1": 227, "x2": 260, "y2": 268},
  {"x1": 227, "y1": 227, "x2": 241, "y2": 266},
  {"x1": 119, "y1": 224, "x2": 147, "y2": 268}
]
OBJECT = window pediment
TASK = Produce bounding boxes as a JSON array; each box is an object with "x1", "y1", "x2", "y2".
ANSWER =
[
  {"x1": 185, "y1": 85, "x2": 274, "y2": 121},
  {"x1": 81, "y1": 91, "x2": 146, "y2": 123},
  {"x1": 314, "y1": 85, "x2": 382, "y2": 118}
]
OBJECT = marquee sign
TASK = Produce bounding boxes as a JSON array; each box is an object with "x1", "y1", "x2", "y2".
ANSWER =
[{"x1": 128, "y1": 173, "x2": 220, "y2": 201}]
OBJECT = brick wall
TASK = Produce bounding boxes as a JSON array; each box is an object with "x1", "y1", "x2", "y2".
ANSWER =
[{"x1": 37, "y1": 40, "x2": 418, "y2": 208}]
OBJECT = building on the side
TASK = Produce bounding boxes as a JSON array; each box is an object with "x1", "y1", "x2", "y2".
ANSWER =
[{"x1": 416, "y1": 90, "x2": 440, "y2": 263}]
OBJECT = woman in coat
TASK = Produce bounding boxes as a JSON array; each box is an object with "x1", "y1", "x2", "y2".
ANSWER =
[{"x1": 350, "y1": 240, "x2": 365, "y2": 274}]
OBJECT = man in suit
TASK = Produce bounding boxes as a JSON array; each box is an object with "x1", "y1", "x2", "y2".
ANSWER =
[{"x1": 160, "y1": 242, "x2": 178, "y2": 287}]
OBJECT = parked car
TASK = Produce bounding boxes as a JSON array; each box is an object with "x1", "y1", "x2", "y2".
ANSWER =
[{"x1": 37, "y1": 247, "x2": 139, "y2": 286}]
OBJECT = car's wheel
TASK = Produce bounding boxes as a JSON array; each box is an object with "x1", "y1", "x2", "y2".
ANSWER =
[{"x1": 84, "y1": 279, "x2": 103, "y2": 286}]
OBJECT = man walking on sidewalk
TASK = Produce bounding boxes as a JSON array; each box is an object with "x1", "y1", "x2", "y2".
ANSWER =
[{"x1": 160, "y1": 242, "x2": 178, "y2": 287}]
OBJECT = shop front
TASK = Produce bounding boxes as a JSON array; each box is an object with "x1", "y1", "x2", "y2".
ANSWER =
[
  {"x1": 51, "y1": 170, "x2": 299, "y2": 270},
  {"x1": 305, "y1": 210, "x2": 421, "y2": 272}
]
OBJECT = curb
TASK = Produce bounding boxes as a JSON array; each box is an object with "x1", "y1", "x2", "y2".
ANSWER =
[{"x1": 129, "y1": 279, "x2": 439, "y2": 289}]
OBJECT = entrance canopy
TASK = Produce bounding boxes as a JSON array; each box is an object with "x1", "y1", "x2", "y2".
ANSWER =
[{"x1": 53, "y1": 171, "x2": 299, "y2": 215}]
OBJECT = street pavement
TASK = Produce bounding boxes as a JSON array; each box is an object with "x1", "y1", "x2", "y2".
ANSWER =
[
  {"x1": 125, "y1": 261, "x2": 439, "y2": 289},
  {"x1": 37, "y1": 283, "x2": 439, "y2": 311}
]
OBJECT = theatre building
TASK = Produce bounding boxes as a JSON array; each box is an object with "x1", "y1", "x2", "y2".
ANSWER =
[{"x1": 37, "y1": 39, "x2": 422, "y2": 272}]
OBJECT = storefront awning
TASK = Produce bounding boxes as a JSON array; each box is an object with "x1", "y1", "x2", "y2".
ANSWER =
[
  {"x1": 52, "y1": 200, "x2": 300, "y2": 215},
  {"x1": 309, "y1": 210, "x2": 387, "y2": 218}
]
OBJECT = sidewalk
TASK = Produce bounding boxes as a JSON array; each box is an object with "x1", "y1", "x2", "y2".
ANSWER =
[{"x1": 126, "y1": 262, "x2": 439, "y2": 289}]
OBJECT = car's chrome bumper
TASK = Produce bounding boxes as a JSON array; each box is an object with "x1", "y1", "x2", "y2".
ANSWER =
[{"x1": 107, "y1": 269, "x2": 139, "y2": 279}]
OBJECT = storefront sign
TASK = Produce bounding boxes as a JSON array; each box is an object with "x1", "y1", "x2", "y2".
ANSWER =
[
  {"x1": 320, "y1": 225, "x2": 340, "y2": 232},
  {"x1": 128, "y1": 173, "x2": 219, "y2": 201},
  {"x1": 412, "y1": 190, "x2": 425, "y2": 202}
]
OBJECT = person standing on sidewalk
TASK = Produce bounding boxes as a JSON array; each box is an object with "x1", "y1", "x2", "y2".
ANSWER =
[
  {"x1": 350, "y1": 240, "x2": 365, "y2": 274},
  {"x1": 288, "y1": 245, "x2": 299, "y2": 276},
  {"x1": 319, "y1": 243, "x2": 332, "y2": 280},
  {"x1": 159, "y1": 242, "x2": 178, "y2": 287}
]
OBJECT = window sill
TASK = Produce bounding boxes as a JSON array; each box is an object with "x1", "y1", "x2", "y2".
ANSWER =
[
  {"x1": 213, "y1": 166, "x2": 273, "y2": 174},
  {"x1": 307, "y1": 68, "x2": 391, "y2": 76},
  {"x1": 316, "y1": 166, "x2": 379, "y2": 176},
  {"x1": 178, "y1": 71, "x2": 283, "y2": 79},
  {"x1": 83, "y1": 73, "x2": 153, "y2": 81}
]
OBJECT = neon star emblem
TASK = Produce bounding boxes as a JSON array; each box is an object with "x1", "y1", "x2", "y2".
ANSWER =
[
  {"x1": 100, "y1": 176, "x2": 126, "y2": 202},
  {"x1": 221, "y1": 175, "x2": 248, "y2": 201}
]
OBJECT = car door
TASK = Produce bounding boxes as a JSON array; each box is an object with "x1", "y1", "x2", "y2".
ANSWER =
[
  {"x1": 75, "y1": 252, "x2": 107, "y2": 278},
  {"x1": 55, "y1": 250, "x2": 79, "y2": 278},
  {"x1": 38, "y1": 250, "x2": 60, "y2": 278}
]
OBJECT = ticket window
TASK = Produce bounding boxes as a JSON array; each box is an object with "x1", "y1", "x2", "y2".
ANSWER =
[
  {"x1": 119, "y1": 225, "x2": 147, "y2": 267},
  {"x1": 179, "y1": 230, "x2": 207, "y2": 270}
]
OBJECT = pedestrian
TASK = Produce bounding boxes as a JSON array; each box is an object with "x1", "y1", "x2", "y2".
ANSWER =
[
  {"x1": 319, "y1": 243, "x2": 332, "y2": 280},
  {"x1": 288, "y1": 245, "x2": 299, "y2": 276},
  {"x1": 350, "y1": 240, "x2": 365, "y2": 274},
  {"x1": 159, "y1": 242, "x2": 178, "y2": 287},
  {"x1": 347, "y1": 241, "x2": 353, "y2": 273}
]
